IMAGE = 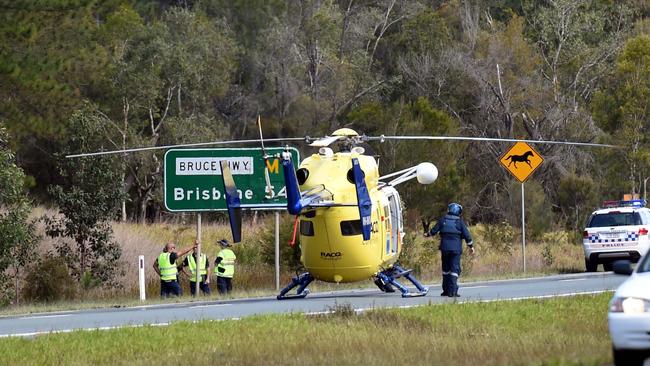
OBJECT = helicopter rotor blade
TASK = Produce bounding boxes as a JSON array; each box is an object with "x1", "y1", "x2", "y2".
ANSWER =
[
  {"x1": 309, "y1": 135, "x2": 344, "y2": 147},
  {"x1": 257, "y1": 115, "x2": 274, "y2": 193},
  {"x1": 220, "y1": 161, "x2": 242, "y2": 243},
  {"x1": 66, "y1": 137, "x2": 307, "y2": 158},
  {"x1": 366, "y1": 135, "x2": 619, "y2": 148},
  {"x1": 351, "y1": 158, "x2": 372, "y2": 241}
]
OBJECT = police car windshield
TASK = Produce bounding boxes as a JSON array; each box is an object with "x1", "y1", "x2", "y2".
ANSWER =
[{"x1": 588, "y1": 212, "x2": 641, "y2": 228}]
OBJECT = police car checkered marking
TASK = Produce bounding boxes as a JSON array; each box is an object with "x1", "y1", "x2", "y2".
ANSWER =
[{"x1": 588, "y1": 232, "x2": 638, "y2": 243}]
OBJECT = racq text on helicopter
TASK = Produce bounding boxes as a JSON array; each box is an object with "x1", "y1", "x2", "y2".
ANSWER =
[{"x1": 68, "y1": 123, "x2": 618, "y2": 300}]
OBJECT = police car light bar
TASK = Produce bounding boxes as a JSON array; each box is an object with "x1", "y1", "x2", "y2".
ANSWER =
[{"x1": 602, "y1": 199, "x2": 647, "y2": 208}]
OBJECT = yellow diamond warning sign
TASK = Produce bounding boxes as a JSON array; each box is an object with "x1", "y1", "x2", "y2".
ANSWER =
[{"x1": 499, "y1": 142, "x2": 544, "y2": 183}]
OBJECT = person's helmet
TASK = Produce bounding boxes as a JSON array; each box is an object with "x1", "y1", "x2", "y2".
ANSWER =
[
  {"x1": 447, "y1": 203, "x2": 463, "y2": 216},
  {"x1": 218, "y1": 239, "x2": 231, "y2": 247}
]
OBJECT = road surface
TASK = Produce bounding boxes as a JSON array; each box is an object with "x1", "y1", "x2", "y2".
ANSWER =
[{"x1": 0, "y1": 272, "x2": 624, "y2": 337}]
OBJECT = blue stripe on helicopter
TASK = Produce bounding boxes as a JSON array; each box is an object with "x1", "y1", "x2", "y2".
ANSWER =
[{"x1": 352, "y1": 158, "x2": 372, "y2": 241}]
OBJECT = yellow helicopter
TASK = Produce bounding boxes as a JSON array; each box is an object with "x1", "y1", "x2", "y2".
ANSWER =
[
  {"x1": 220, "y1": 127, "x2": 438, "y2": 299},
  {"x1": 68, "y1": 122, "x2": 617, "y2": 300}
]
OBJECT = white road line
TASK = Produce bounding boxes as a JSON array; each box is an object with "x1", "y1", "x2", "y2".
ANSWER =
[
  {"x1": 463, "y1": 285, "x2": 489, "y2": 289},
  {"x1": 457, "y1": 290, "x2": 610, "y2": 305},
  {"x1": 19, "y1": 314, "x2": 71, "y2": 320},
  {"x1": 344, "y1": 291, "x2": 612, "y2": 316},
  {"x1": 558, "y1": 279, "x2": 588, "y2": 282},
  {"x1": 189, "y1": 304, "x2": 231, "y2": 309},
  {"x1": 0, "y1": 322, "x2": 170, "y2": 338}
]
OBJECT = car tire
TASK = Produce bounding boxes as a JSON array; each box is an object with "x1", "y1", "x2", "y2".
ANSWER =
[
  {"x1": 613, "y1": 348, "x2": 645, "y2": 366},
  {"x1": 585, "y1": 258, "x2": 598, "y2": 272},
  {"x1": 603, "y1": 262, "x2": 614, "y2": 272}
]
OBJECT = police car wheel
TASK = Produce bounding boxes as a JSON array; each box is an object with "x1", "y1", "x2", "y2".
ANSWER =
[
  {"x1": 585, "y1": 258, "x2": 598, "y2": 272},
  {"x1": 613, "y1": 348, "x2": 644, "y2": 366},
  {"x1": 603, "y1": 262, "x2": 614, "y2": 272}
]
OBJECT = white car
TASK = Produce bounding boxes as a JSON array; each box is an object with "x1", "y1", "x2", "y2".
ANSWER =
[
  {"x1": 609, "y1": 259, "x2": 650, "y2": 365},
  {"x1": 583, "y1": 200, "x2": 650, "y2": 272}
]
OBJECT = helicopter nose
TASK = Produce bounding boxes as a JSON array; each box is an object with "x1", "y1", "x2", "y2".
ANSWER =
[{"x1": 416, "y1": 162, "x2": 438, "y2": 184}]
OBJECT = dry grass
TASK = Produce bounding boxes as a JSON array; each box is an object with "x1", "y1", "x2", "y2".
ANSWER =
[{"x1": 6, "y1": 208, "x2": 588, "y2": 313}]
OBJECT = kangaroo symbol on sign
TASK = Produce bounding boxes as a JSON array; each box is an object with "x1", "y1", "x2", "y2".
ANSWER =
[{"x1": 505, "y1": 151, "x2": 534, "y2": 169}]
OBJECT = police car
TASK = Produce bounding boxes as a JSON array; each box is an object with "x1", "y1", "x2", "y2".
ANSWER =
[{"x1": 583, "y1": 200, "x2": 650, "y2": 272}]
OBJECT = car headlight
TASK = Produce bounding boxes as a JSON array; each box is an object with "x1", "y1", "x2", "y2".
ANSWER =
[{"x1": 610, "y1": 297, "x2": 650, "y2": 314}]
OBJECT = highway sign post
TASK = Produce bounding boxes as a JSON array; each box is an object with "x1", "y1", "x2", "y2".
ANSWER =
[
  {"x1": 164, "y1": 147, "x2": 299, "y2": 291},
  {"x1": 499, "y1": 142, "x2": 544, "y2": 273}
]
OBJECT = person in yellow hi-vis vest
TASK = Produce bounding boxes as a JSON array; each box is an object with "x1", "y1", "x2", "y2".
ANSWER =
[
  {"x1": 214, "y1": 239, "x2": 236, "y2": 294},
  {"x1": 153, "y1": 241, "x2": 195, "y2": 298},
  {"x1": 179, "y1": 243, "x2": 212, "y2": 296}
]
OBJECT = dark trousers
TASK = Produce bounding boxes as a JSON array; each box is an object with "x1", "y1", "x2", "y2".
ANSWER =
[
  {"x1": 441, "y1": 250, "x2": 462, "y2": 295},
  {"x1": 189, "y1": 281, "x2": 211, "y2": 296},
  {"x1": 160, "y1": 280, "x2": 182, "y2": 298},
  {"x1": 217, "y1": 276, "x2": 232, "y2": 294}
]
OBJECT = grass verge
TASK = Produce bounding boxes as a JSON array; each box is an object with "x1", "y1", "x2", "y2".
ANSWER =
[{"x1": 0, "y1": 293, "x2": 613, "y2": 366}]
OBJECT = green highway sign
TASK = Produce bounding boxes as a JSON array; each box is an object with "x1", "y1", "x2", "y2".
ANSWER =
[{"x1": 164, "y1": 147, "x2": 300, "y2": 212}]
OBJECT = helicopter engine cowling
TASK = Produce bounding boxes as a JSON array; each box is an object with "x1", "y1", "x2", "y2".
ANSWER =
[{"x1": 416, "y1": 162, "x2": 438, "y2": 184}]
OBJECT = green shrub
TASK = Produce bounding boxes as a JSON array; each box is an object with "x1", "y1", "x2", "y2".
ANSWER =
[
  {"x1": 542, "y1": 245, "x2": 555, "y2": 267},
  {"x1": 257, "y1": 214, "x2": 302, "y2": 270},
  {"x1": 22, "y1": 256, "x2": 78, "y2": 302},
  {"x1": 400, "y1": 232, "x2": 437, "y2": 275},
  {"x1": 480, "y1": 222, "x2": 515, "y2": 254}
]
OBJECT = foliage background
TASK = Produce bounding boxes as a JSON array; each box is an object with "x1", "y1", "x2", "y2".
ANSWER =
[{"x1": 1, "y1": 0, "x2": 650, "y2": 304}]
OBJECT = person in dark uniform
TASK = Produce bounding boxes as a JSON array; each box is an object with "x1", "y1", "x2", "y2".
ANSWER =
[
  {"x1": 425, "y1": 203, "x2": 475, "y2": 297},
  {"x1": 153, "y1": 242, "x2": 195, "y2": 298},
  {"x1": 179, "y1": 241, "x2": 212, "y2": 296}
]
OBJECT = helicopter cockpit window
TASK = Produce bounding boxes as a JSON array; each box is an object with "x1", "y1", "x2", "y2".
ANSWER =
[
  {"x1": 302, "y1": 210, "x2": 316, "y2": 218},
  {"x1": 340, "y1": 220, "x2": 363, "y2": 236},
  {"x1": 297, "y1": 168, "x2": 309, "y2": 185},
  {"x1": 300, "y1": 220, "x2": 314, "y2": 236}
]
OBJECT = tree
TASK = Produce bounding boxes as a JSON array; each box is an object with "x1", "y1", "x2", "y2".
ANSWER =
[
  {"x1": 44, "y1": 105, "x2": 123, "y2": 287},
  {"x1": 0, "y1": 123, "x2": 39, "y2": 305},
  {"x1": 557, "y1": 174, "x2": 597, "y2": 232},
  {"x1": 0, "y1": 1, "x2": 113, "y2": 197},
  {"x1": 97, "y1": 6, "x2": 236, "y2": 222},
  {"x1": 592, "y1": 35, "x2": 650, "y2": 196},
  {"x1": 526, "y1": 0, "x2": 632, "y2": 107}
]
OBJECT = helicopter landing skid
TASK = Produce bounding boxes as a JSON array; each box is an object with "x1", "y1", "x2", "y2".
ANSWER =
[
  {"x1": 376, "y1": 264, "x2": 429, "y2": 298},
  {"x1": 277, "y1": 273, "x2": 314, "y2": 300}
]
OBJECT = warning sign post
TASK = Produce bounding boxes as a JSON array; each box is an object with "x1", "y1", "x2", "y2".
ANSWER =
[{"x1": 500, "y1": 142, "x2": 544, "y2": 273}]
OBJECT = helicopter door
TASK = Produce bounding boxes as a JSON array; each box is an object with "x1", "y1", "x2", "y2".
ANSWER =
[
  {"x1": 387, "y1": 192, "x2": 401, "y2": 253},
  {"x1": 383, "y1": 205, "x2": 391, "y2": 255}
]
